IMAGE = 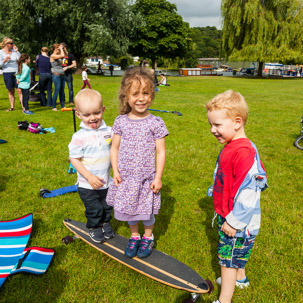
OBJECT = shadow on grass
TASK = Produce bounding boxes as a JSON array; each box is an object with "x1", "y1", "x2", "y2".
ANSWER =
[
  {"x1": 154, "y1": 183, "x2": 175, "y2": 242},
  {"x1": 110, "y1": 184, "x2": 175, "y2": 245},
  {"x1": 0, "y1": 174, "x2": 8, "y2": 192},
  {"x1": 174, "y1": 197, "x2": 219, "y2": 303},
  {"x1": 198, "y1": 196, "x2": 219, "y2": 278}
]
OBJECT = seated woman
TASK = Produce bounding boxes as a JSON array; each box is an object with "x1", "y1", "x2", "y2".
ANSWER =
[{"x1": 158, "y1": 73, "x2": 167, "y2": 86}]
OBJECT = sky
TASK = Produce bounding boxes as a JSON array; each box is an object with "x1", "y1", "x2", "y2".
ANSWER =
[{"x1": 171, "y1": 0, "x2": 222, "y2": 28}]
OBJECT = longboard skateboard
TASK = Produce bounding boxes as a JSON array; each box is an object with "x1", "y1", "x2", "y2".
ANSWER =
[{"x1": 63, "y1": 219, "x2": 213, "y2": 302}]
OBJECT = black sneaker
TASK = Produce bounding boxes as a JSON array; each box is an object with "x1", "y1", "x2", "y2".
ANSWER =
[
  {"x1": 89, "y1": 227, "x2": 105, "y2": 243},
  {"x1": 102, "y1": 223, "x2": 115, "y2": 239}
]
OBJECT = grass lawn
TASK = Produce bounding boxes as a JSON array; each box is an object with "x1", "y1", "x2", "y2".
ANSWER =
[{"x1": 0, "y1": 74, "x2": 302, "y2": 303}]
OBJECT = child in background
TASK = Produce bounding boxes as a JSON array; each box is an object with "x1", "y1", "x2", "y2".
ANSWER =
[
  {"x1": 205, "y1": 90, "x2": 268, "y2": 303},
  {"x1": 81, "y1": 66, "x2": 91, "y2": 89},
  {"x1": 106, "y1": 67, "x2": 169, "y2": 258},
  {"x1": 16, "y1": 53, "x2": 33, "y2": 115},
  {"x1": 68, "y1": 89, "x2": 114, "y2": 243}
]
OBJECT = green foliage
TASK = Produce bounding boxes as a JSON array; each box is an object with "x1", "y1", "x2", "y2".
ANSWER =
[
  {"x1": 83, "y1": 0, "x2": 143, "y2": 58},
  {"x1": 221, "y1": 0, "x2": 303, "y2": 73},
  {"x1": 0, "y1": 0, "x2": 141, "y2": 62},
  {"x1": 179, "y1": 26, "x2": 222, "y2": 68},
  {"x1": 130, "y1": 0, "x2": 190, "y2": 68},
  {"x1": 190, "y1": 26, "x2": 221, "y2": 58},
  {"x1": 0, "y1": 75, "x2": 302, "y2": 302}
]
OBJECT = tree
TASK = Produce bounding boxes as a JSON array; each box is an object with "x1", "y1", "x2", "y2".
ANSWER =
[
  {"x1": 0, "y1": 0, "x2": 142, "y2": 64},
  {"x1": 190, "y1": 27, "x2": 221, "y2": 58},
  {"x1": 221, "y1": 0, "x2": 303, "y2": 76},
  {"x1": 129, "y1": 0, "x2": 190, "y2": 69}
]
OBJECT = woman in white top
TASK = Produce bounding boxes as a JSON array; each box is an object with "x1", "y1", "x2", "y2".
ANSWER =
[{"x1": 0, "y1": 37, "x2": 23, "y2": 112}]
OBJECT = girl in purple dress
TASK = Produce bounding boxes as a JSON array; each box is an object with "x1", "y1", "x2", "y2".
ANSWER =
[{"x1": 107, "y1": 67, "x2": 168, "y2": 258}]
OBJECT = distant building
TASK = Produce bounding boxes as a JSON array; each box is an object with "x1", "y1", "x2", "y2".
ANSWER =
[{"x1": 198, "y1": 58, "x2": 256, "y2": 69}]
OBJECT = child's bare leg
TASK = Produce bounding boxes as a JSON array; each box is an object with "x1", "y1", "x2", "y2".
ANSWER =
[
  {"x1": 129, "y1": 223, "x2": 140, "y2": 237},
  {"x1": 237, "y1": 268, "x2": 246, "y2": 280},
  {"x1": 143, "y1": 224, "x2": 154, "y2": 237},
  {"x1": 219, "y1": 266, "x2": 237, "y2": 303},
  {"x1": 17, "y1": 88, "x2": 22, "y2": 105}
]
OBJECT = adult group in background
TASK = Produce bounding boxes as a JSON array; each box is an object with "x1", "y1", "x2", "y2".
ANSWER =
[{"x1": 0, "y1": 37, "x2": 77, "y2": 112}]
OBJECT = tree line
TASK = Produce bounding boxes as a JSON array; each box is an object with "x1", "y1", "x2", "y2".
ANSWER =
[{"x1": 1, "y1": 0, "x2": 302, "y2": 74}]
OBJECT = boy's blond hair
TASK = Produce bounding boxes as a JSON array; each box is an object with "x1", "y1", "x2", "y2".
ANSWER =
[
  {"x1": 205, "y1": 90, "x2": 248, "y2": 124},
  {"x1": 75, "y1": 89, "x2": 103, "y2": 110}
]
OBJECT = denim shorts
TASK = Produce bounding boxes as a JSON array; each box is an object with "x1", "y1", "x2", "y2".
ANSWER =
[
  {"x1": 3, "y1": 72, "x2": 18, "y2": 90},
  {"x1": 217, "y1": 215, "x2": 255, "y2": 269}
]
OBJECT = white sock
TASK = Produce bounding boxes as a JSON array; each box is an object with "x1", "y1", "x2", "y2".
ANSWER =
[{"x1": 143, "y1": 234, "x2": 154, "y2": 240}]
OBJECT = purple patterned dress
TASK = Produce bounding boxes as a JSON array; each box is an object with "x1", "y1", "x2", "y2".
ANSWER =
[{"x1": 106, "y1": 114, "x2": 169, "y2": 221}]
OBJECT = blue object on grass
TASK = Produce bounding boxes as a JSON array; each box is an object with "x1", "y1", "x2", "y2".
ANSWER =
[
  {"x1": 39, "y1": 127, "x2": 56, "y2": 134},
  {"x1": 68, "y1": 163, "x2": 77, "y2": 174},
  {"x1": 0, "y1": 139, "x2": 7, "y2": 144},
  {"x1": 0, "y1": 213, "x2": 55, "y2": 289},
  {"x1": 148, "y1": 108, "x2": 182, "y2": 116},
  {"x1": 40, "y1": 185, "x2": 78, "y2": 198}
]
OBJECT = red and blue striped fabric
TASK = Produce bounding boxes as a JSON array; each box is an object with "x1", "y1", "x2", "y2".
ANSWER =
[{"x1": 0, "y1": 214, "x2": 54, "y2": 289}]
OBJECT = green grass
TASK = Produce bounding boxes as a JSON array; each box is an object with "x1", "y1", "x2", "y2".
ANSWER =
[{"x1": 0, "y1": 74, "x2": 302, "y2": 303}]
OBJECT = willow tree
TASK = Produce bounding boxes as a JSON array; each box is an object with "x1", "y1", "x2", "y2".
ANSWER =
[{"x1": 221, "y1": 0, "x2": 303, "y2": 76}]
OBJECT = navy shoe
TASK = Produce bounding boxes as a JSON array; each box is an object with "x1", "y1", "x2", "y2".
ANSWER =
[
  {"x1": 124, "y1": 237, "x2": 141, "y2": 258},
  {"x1": 102, "y1": 223, "x2": 115, "y2": 239},
  {"x1": 136, "y1": 236, "x2": 154, "y2": 258},
  {"x1": 89, "y1": 227, "x2": 105, "y2": 243}
]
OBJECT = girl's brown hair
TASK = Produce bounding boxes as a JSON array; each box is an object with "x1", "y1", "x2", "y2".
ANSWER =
[
  {"x1": 118, "y1": 67, "x2": 155, "y2": 114},
  {"x1": 17, "y1": 53, "x2": 30, "y2": 75}
]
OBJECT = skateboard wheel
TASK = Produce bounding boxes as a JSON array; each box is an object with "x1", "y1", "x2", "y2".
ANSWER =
[
  {"x1": 39, "y1": 188, "x2": 51, "y2": 197},
  {"x1": 206, "y1": 279, "x2": 214, "y2": 294},
  {"x1": 62, "y1": 236, "x2": 73, "y2": 244}
]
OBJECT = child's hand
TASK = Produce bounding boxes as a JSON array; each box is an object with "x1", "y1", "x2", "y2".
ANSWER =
[
  {"x1": 113, "y1": 172, "x2": 122, "y2": 186},
  {"x1": 221, "y1": 221, "x2": 237, "y2": 237},
  {"x1": 150, "y1": 177, "x2": 162, "y2": 194},
  {"x1": 87, "y1": 174, "x2": 106, "y2": 189}
]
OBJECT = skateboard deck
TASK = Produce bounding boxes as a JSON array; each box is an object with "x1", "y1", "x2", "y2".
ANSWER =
[{"x1": 63, "y1": 219, "x2": 212, "y2": 294}]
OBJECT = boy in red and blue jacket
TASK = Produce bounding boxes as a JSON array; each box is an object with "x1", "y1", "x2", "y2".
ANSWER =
[{"x1": 206, "y1": 90, "x2": 268, "y2": 303}]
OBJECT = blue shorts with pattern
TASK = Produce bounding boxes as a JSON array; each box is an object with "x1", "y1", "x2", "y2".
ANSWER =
[{"x1": 217, "y1": 215, "x2": 255, "y2": 269}]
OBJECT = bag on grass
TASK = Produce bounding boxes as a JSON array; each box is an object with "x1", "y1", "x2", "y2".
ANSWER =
[
  {"x1": 18, "y1": 121, "x2": 29, "y2": 130},
  {"x1": 28, "y1": 122, "x2": 43, "y2": 134}
]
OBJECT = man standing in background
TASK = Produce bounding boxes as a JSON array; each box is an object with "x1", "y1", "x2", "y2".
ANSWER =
[{"x1": 60, "y1": 42, "x2": 76, "y2": 105}]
